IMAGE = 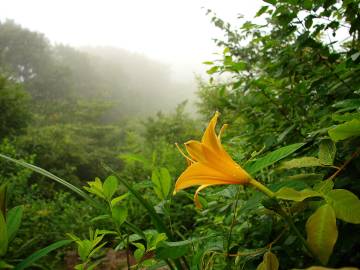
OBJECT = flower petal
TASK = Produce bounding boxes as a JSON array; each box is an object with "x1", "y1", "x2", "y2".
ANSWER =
[
  {"x1": 175, "y1": 163, "x2": 237, "y2": 191},
  {"x1": 185, "y1": 141, "x2": 250, "y2": 184},
  {"x1": 201, "y1": 111, "x2": 223, "y2": 153},
  {"x1": 185, "y1": 140, "x2": 206, "y2": 163},
  {"x1": 194, "y1": 184, "x2": 211, "y2": 209},
  {"x1": 201, "y1": 144, "x2": 250, "y2": 184}
]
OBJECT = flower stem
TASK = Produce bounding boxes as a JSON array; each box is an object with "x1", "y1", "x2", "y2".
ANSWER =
[{"x1": 248, "y1": 178, "x2": 275, "y2": 198}]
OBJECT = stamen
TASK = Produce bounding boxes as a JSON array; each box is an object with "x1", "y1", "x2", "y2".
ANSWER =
[
  {"x1": 175, "y1": 143, "x2": 195, "y2": 165},
  {"x1": 218, "y1": 124, "x2": 228, "y2": 139}
]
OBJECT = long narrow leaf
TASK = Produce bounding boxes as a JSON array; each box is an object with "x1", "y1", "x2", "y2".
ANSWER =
[
  {"x1": 245, "y1": 143, "x2": 305, "y2": 175},
  {"x1": 14, "y1": 240, "x2": 72, "y2": 270},
  {"x1": 0, "y1": 153, "x2": 100, "y2": 209}
]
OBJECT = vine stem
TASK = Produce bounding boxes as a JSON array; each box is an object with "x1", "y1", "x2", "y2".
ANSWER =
[{"x1": 329, "y1": 148, "x2": 360, "y2": 181}]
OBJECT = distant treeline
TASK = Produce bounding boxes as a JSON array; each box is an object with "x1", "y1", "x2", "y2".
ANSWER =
[{"x1": 0, "y1": 19, "x2": 194, "y2": 119}]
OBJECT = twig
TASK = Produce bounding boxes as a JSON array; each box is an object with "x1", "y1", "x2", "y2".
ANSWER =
[{"x1": 329, "y1": 148, "x2": 360, "y2": 181}]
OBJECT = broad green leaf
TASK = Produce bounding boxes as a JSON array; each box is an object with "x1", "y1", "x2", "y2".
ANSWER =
[
  {"x1": 256, "y1": 6, "x2": 269, "y2": 17},
  {"x1": 332, "y1": 112, "x2": 360, "y2": 122},
  {"x1": 314, "y1": 179, "x2": 334, "y2": 195},
  {"x1": 110, "y1": 193, "x2": 129, "y2": 207},
  {"x1": 257, "y1": 251, "x2": 279, "y2": 270},
  {"x1": 306, "y1": 204, "x2": 338, "y2": 265},
  {"x1": 285, "y1": 173, "x2": 323, "y2": 183},
  {"x1": 202, "y1": 61, "x2": 214, "y2": 65},
  {"x1": 14, "y1": 240, "x2": 72, "y2": 270},
  {"x1": 103, "y1": 175, "x2": 118, "y2": 200},
  {"x1": 78, "y1": 240, "x2": 93, "y2": 261},
  {"x1": 232, "y1": 62, "x2": 247, "y2": 71},
  {"x1": 325, "y1": 189, "x2": 360, "y2": 224},
  {"x1": 275, "y1": 187, "x2": 320, "y2": 202},
  {"x1": 0, "y1": 212, "x2": 8, "y2": 256},
  {"x1": 6, "y1": 205, "x2": 23, "y2": 243},
  {"x1": 245, "y1": 143, "x2": 305, "y2": 174},
  {"x1": 146, "y1": 232, "x2": 167, "y2": 251},
  {"x1": 133, "y1": 242, "x2": 145, "y2": 262},
  {"x1": 328, "y1": 119, "x2": 360, "y2": 141},
  {"x1": 224, "y1": 55, "x2": 233, "y2": 66},
  {"x1": 278, "y1": 157, "x2": 323, "y2": 170},
  {"x1": 206, "y1": 66, "x2": 219, "y2": 75},
  {"x1": 84, "y1": 178, "x2": 105, "y2": 199},
  {"x1": 318, "y1": 139, "x2": 336, "y2": 165},
  {"x1": 151, "y1": 167, "x2": 172, "y2": 200},
  {"x1": 102, "y1": 166, "x2": 176, "y2": 253},
  {"x1": 111, "y1": 205, "x2": 128, "y2": 226}
]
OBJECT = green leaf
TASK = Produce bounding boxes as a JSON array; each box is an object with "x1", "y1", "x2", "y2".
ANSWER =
[
  {"x1": 256, "y1": 6, "x2": 269, "y2": 17},
  {"x1": 318, "y1": 139, "x2": 336, "y2": 165},
  {"x1": 202, "y1": 61, "x2": 214, "y2": 65},
  {"x1": 206, "y1": 66, "x2": 219, "y2": 75},
  {"x1": 151, "y1": 167, "x2": 172, "y2": 200},
  {"x1": 257, "y1": 251, "x2": 279, "y2": 270},
  {"x1": 90, "y1": 214, "x2": 110, "y2": 223},
  {"x1": 103, "y1": 175, "x2": 118, "y2": 200},
  {"x1": 314, "y1": 179, "x2": 334, "y2": 195},
  {"x1": 332, "y1": 99, "x2": 360, "y2": 110},
  {"x1": 305, "y1": 17, "x2": 313, "y2": 29},
  {"x1": 0, "y1": 154, "x2": 100, "y2": 210},
  {"x1": 244, "y1": 143, "x2": 305, "y2": 175},
  {"x1": 278, "y1": 157, "x2": 323, "y2": 170},
  {"x1": 111, "y1": 205, "x2": 128, "y2": 226},
  {"x1": 325, "y1": 189, "x2": 360, "y2": 224},
  {"x1": 332, "y1": 112, "x2": 360, "y2": 122},
  {"x1": 102, "y1": 166, "x2": 174, "y2": 243},
  {"x1": 263, "y1": 0, "x2": 276, "y2": 5},
  {"x1": 328, "y1": 119, "x2": 360, "y2": 141},
  {"x1": 306, "y1": 204, "x2": 338, "y2": 265},
  {"x1": 0, "y1": 212, "x2": 8, "y2": 256},
  {"x1": 285, "y1": 173, "x2": 323, "y2": 183},
  {"x1": 224, "y1": 55, "x2": 233, "y2": 66},
  {"x1": 6, "y1": 205, "x2": 23, "y2": 243},
  {"x1": 110, "y1": 193, "x2": 129, "y2": 207},
  {"x1": 275, "y1": 187, "x2": 321, "y2": 202},
  {"x1": 303, "y1": 0, "x2": 312, "y2": 10},
  {"x1": 232, "y1": 62, "x2": 247, "y2": 71},
  {"x1": 0, "y1": 260, "x2": 13, "y2": 269},
  {"x1": 133, "y1": 243, "x2": 145, "y2": 262},
  {"x1": 14, "y1": 240, "x2": 72, "y2": 270},
  {"x1": 78, "y1": 240, "x2": 93, "y2": 261}
]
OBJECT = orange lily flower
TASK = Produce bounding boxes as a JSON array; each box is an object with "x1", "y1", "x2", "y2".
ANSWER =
[{"x1": 174, "y1": 111, "x2": 251, "y2": 208}]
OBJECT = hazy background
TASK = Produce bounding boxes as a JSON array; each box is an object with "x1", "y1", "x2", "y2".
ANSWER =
[{"x1": 0, "y1": 0, "x2": 262, "y2": 111}]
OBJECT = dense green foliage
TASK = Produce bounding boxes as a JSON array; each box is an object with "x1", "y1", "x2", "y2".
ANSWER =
[{"x1": 0, "y1": 0, "x2": 360, "y2": 269}]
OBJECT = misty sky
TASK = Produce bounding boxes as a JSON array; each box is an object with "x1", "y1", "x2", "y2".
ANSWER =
[{"x1": 0, "y1": 0, "x2": 262, "y2": 82}]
